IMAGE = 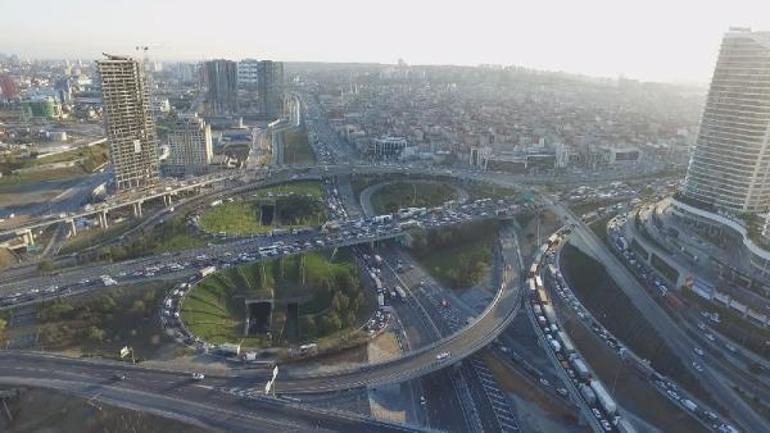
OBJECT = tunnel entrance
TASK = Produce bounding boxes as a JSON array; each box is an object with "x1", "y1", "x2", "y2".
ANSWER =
[
  {"x1": 260, "y1": 204, "x2": 275, "y2": 226},
  {"x1": 246, "y1": 301, "x2": 272, "y2": 335}
]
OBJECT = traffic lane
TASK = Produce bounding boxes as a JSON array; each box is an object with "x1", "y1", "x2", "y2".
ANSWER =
[
  {"x1": 0, "y1": 351, "x2": 246, "y2": 385},
  {"x1": 364, "y1": 248, "x2": 466, "y2": 430},
  {"x1": 0, "y1": 359, "x2": 422, "y2": 433},
  {"x1": 595, "y1": 219, "x2": 770, "y2": 401},
  {"x1": 582, "y1": 219, "x2": 767, "y2": 417},
  {"x1": 557, "y1": 204, "x2": 770, "y2": 432},
  {"x1": 387, "y1": 240, "x2": 520, "y2": 433},
  {"x1": 461, "y1": 362, "x2": 505, "y2": 433},
  {"x1": 622, "y1": 213, "x2": 770, "y2": 380},
  {"x1": 273, "y1": 242, "x2": 520, "y2": 392},
  {"x1": 0, "y1": 374, "x2": 326, "y2": 433},
  {"x1": 2, "y1": 200, "x2": 512, "y2": 289},
  {"x1": 2, "y1": 208, "x2": 516, "y2": 304},
  {"x1": 0, "y1": 365, "x2": 298, "y2": 432},
  {"x1": 374, "y1": 252, "x2": 481, "y2": 433},
  {"x1": 421, "y1": 370, "x2": 472, "y2": 433},
  {"x1": 389, "y1": 282, "x2": 437, "y2": 349},
  {"x1": 276, "y1": 284, "x2": 518, "y2": 392}
]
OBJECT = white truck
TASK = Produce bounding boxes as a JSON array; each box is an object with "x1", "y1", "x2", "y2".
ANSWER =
[
  {"x1": 100, "y1": 275, "x2": 117, "y2": 286},
  {"x1": 682, "y1": 399, "x2": 698, "y2": 412},
  {"x1": 590, "y1": 379, "x2": 617, "y2": 416},
  {"x1": 199, "y1": 266, "x2": 217, "y2": 278},
  {"x1": 373, "y1": 214, "x2": 393, "y2": 225},
  {"x1": 571, "y1": 357, "x2": 591, "y2": 381},
  {"x1": 395, "y1": 285, "x2": 407, "y2": 301}
]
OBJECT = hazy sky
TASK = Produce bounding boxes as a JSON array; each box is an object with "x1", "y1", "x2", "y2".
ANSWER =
[{"x1": 2, "y1": 0, "x2": 769, "y2": 84}]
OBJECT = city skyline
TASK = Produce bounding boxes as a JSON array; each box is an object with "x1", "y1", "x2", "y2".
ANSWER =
[
  {"x1": 1, "y1": 5, "x2": 769, "y2": 433},
  {"x1": 1, "y1": 0, "x2": 768, "y2": 84}
]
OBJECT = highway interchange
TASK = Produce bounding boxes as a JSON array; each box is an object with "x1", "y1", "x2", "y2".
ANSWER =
[
  {"x1": 547, "y1": 200, "x2": 770, "y2": 433},
  {"x1": 1, "y1": 92, "x2": 767, "y2": 433}
]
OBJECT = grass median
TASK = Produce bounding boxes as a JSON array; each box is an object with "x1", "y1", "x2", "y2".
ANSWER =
[
  {"x1": 199, "y1": 180, "x2": 325, "y2": 235},
  {"x1": 33, "y1": 281, "x2": 176, "y2": 360},
  {"x1": 409, "y1": 220, "x2": 498, "y2": 289},
  {"x1": 371, "y1": 181, "x2": 458, "y2": 214},
  {"x1": 281, "y1": 127, "x2": 315, "y2": 164}
]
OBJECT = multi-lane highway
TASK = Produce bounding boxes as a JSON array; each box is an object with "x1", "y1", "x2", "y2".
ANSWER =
[
  {"x1": 0, "y1": 352, "x2": 435, "y2": 433},
  {"x1": 548, "y1": 199, "x2": 770, "y2": 433},
  {"x1": 0, "y1": 196, "x2": 521, "y2": 302}
]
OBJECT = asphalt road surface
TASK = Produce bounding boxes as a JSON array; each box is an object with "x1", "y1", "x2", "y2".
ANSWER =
[
  {"x1": 549, "y1": 200, "x2": 770, "y2": 433},
  {"x1": 0, "y1": 352, "x2": 434, "y2": 433}
]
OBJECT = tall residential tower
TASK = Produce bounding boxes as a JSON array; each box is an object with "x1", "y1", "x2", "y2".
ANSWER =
[
  {"x1": 682, "y1": 28, "x2": 770, "y2": 214},
  {"x1": 204, "y1": 59, "x2": 238, "y2": 114},
  {"x1": 97, "y1": 54, "x2": 160, "y2": 191},
  {"x1": 258, "y1": 60, "x2": 285, "y2": 120}
]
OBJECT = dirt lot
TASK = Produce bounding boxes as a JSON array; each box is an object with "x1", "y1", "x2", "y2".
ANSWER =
[
  {"x1": 0, "y1": 387, "x2": 218, "y2": 433},
  {"x1": 0, "y1": 247, "x2": 17, "y2": 269}
]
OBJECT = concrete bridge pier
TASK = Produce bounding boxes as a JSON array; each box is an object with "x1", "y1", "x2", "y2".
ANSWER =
[
  {"x1": 67, "y1": 219, "x2": 77, "y2": 237},
  {"x1": 98, "y1": 211, "x2": 109, "y2": 229},
  {"x1": 163, "y1": 194, "x2": 172, "y2": 207},
  {"x1": 132, "y1": 201, "x2": 143, "y2": 218}
]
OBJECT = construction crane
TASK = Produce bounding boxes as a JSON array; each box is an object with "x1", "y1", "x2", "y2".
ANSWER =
[{"x1": 135, "y1": 44, "x2": 163, "y2": 61}]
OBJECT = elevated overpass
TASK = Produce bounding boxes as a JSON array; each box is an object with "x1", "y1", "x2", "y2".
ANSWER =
[
  {"x1": 0, "y1": 196, "x2": 523, "y2": 300},
  {"x1": 0, "y1": 163, "x2": 519, "y2": 246},
  {"x1": 0, "y1": 216, "x2": 522, "y2": 396}
]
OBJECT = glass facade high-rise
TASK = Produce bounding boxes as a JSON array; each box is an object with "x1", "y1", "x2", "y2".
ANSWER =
[
  {"x1": 97, "y1": 54, "x2": 160, "y2": 191},
  {"x1": 683, "y1": 28, "x2": 770, "y2": 214},
  {"x1": 204, "y1": 59, "x2": 238, "y2": 114},
  {"x1": 258, "y1": 60, "x2": 284, "y2": 120}
]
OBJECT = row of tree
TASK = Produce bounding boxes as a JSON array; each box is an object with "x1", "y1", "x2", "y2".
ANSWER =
[{"x1": 100, "y1": 217, "x2": 191, "y2": 261}]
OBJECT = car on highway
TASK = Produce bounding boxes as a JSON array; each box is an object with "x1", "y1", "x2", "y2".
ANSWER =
[
  {"x1": 436, "y1": 352, "x2": 451, "y2": 362},
  {"x1": 113, "y1": 373, "x2": 127, "y2": 381},
  {"x1": 693, "y1": 347, "x2": 704, "y2": 356},
  {"x1": 192, "y1": 372, "x2": 205, "y2": 381}
]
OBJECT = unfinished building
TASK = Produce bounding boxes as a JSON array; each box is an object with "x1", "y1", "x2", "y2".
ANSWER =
[{"x1": 97, "y1": 54, "x2": 160, "y2": 191}]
